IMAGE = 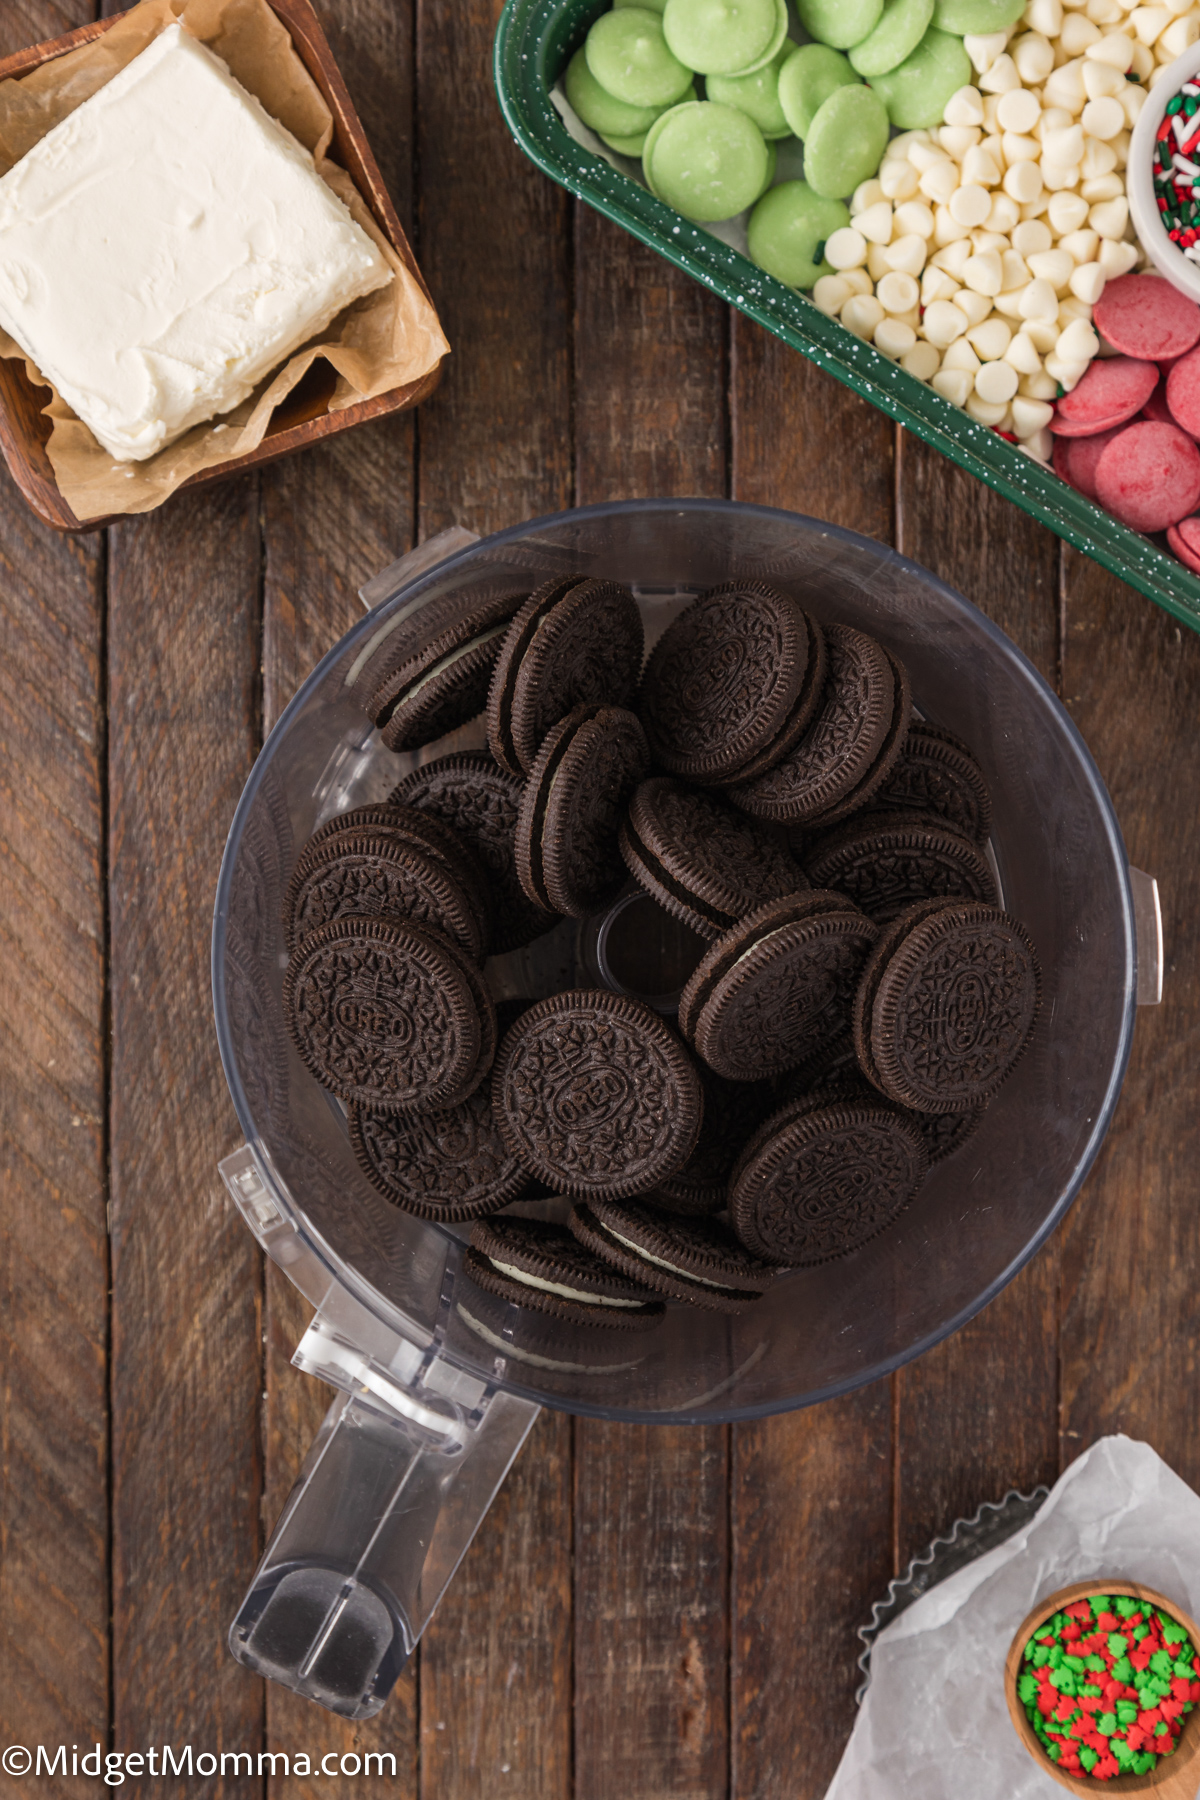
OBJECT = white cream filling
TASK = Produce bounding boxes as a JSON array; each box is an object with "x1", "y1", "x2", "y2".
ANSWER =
[
  {"x1": 455, "y1": 1304, "x2": 641, "y2": 1374},
  {"x1": 490, "y1": 1255, "x2": 643, "y2": 1308},
  {"x1": 399, "y1": 623, "x2": 509, "y2": 705},
  {"x1": 0, "y1": 24, "x2": 392, "y2": 461},
  {"x1": 605, "y1": 1225, "x2": 734, "y2": 1289}
]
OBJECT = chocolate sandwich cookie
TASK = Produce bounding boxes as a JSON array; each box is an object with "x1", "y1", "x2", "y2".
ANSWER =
[
  {"x1": 367, "y1": 585, "x2": 530, "y2": 752},
  {"x1": 654, "y1": 1066, "x2": 781, "y2": 1215},
  {"x1": 729, "y1": 623, "x2": 896, "y2": 825},
  {"x1": 284, "y1": 915, "x2": 486, "y2": 1111},
  {"x1": 637, "y1": 582, "x2": 821, "y2": 783},
  {"x1": 392, "y1": 754, "x2": 559, "y2": 953},
  {"x1": 452, "y1": 1277, "x2": 655, "y2": 1373},
  {"x1": 804, "y1": 808, "x2": 997, "y2": 922},
  {"x1": 873, "y1": 722, "x2": 993, "y2": 844},
  {"x1": 678, "y1": 890, "x2": 878, "y2": 1081},
  {"x1": 569, "y1": 1199, "x2": 776, "y2": 1311},
  {"x1": 801, "y1": 647, "x2": 913, "y2": 829},
  {"x1": 618, "y1": 776, "x2": 808, "y2": 942},
  {"x1": 781, "y1": 1029, "x2": 985, "y2": 1164},
  {"x1": 284, "y1": 831, "x2": 486, "y2": 963},
  {"x1": 292, "y1": 802, "x2": 492, "y2": 948},
  {"x1": 515, "y1": 703, "x2": 650, "y2": 918},
  {"x1": 853, "y1": 897, "x2": 1040, "y2": 1114},
  {"x1": 729, "y1": 1092, "x2": 929, "y2": 1266},
  {"x1": 493, "y1": 989, "x2": 703, "y2": 1199},
  {"x1": 487, "y1": 575, "x2": 644, "y2": 776},
  {"x1": 348, "y1": 1073, "x2": 528, "y2": 1221},
  {"x1": 465, "y1": 1217, "x2": 664, "y2": 1328}
]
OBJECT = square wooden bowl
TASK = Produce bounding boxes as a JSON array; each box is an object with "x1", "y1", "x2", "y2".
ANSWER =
[{"x1": 0, "y1": 0, "x2": 443, "y2": 532}]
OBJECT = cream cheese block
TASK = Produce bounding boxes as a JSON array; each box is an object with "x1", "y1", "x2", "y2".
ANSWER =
[{"x1": 0, "y1": 23, "x2": 393, "y2": 461}]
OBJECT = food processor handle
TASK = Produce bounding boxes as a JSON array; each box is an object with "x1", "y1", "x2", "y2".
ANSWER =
[{"x1": 227, "y1": 1371, "x2": 540, "y2": 1719}]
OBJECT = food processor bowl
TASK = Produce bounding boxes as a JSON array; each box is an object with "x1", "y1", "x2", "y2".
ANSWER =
[{"x1": 212, "y1": 499, "x2": 1151, "y2": 1718}]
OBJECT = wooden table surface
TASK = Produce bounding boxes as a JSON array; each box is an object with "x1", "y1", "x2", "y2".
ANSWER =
[{"x1": 3, "y1": 1, "x2": 1199, "y2": 1796}]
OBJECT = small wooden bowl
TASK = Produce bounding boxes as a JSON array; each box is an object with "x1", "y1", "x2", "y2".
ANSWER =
[
  {"x1": 1005, "y1": 1580, "x2": 1200, "y2": 1798},
  {"x1": 0, "y1": 0, "x2": 443, "y2": 532}
]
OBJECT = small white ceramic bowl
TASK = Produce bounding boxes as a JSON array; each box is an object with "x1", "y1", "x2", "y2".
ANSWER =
[{"x1": 1129, "y1": 42, "x2": 1200, "y2": 303}]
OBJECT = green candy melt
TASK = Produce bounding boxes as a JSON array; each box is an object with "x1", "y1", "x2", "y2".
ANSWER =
[
  {"x1": 796, "y1": 0, "x2": 884, "y2": 49},
  {"x1": 777, "y1": 42, "x2": 859, "y2": 138},
  {"x1": 866, "y1": 25, "x2": 970, "y2": 128},
  {"x1": 932, "y1": 0, "x2": 1025, "y2": 29},
  {"x1": 803, "y1": 82, "x2": 889, "y2": 198},
  {"x1": 585, "y1": 9, "x2": 693, "y2": 108},
  {"x1": 601, "y1": 127, "x2": 651, "y2": 153},
  {"x1": 566, "y1": 48, "x2": 667, "y2": 136},
  {"x1": 747, "y1": 179, "x2": 848, "y2": 286},
  {"x1": 662, "y1": 0, "x2": 785, "y2": 74},
  {"x1": 850, "y1": 0, "x2": 935, "y2": 76},
  {"x1": 643, "y1": 100, "x2": 770, "y2": 219},
  {"x1": 706, "y1": 39, "x2": 797, "y2": 138}
]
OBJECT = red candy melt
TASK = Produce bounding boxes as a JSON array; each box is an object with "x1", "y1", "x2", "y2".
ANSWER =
[
  {"x1": 1166, "y1": 345, "x2": 1200, "y2": 438},
  {"x1": 1049, "y1": 357, "x2": 1158, "y2": 435},
  {"x1": 1167, "y1": 515, "x2": 1200, "y2": 572},
  {"x1": 1140, "y1": 381, "x2": 1175, "y2": 428},
  {"x1": 1093, "y1": 422, "x2": 1200, "y2": 532},
  {"x1": 1063, "y1": 424, "x2": 1129, "y2": 502},
  {"x1": 1093, "y1": 273, "x2": 1200, "y2": 362}
]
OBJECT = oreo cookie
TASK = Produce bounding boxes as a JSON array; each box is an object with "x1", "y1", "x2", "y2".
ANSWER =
[
  {"x1": 804, "y1": 809, "x2": 997, "y2": 922},
  {"x1": 678, "y1": 891, "x2": 878, "y2": 1081},
  {"x1": 348, "y1": 1075, "x2": 529, "y2": 1220},
  {"x1": 853, "y1": 897, "x2": 1040, "y2": 1114},
  {"x1": 569, "y1": 1199, "x2": 775, "y2": 1311},
  {"x1": 873, "y1": 723, "x2": 992, "y2": 843},
  {"x1": 367, "y1": 585, "x2": 529, "y2": 752},
  {"x1": 515, "y1": 703, "x2": 650, "y2": 918},
  {"x1": 487, "y1": 576, "x2": 644, "y2": 776},
  {"x1": 637, "y1": 582, "x2": 815, "y2": 783},
  {"x1": 288, "y1": 803, "x2": 492, "y2": 949},
  {"x1": 465, "y1": 1216, "x2": 664, "y2": 1328},
  {"x1": 284, "y1": 915, "x2": 493, "y2": 1111},
  {"x1": 391, "y1": 754, "x2": 559, "y2": 953},
  {"x1": 493, "y1": 989, "x2": 703, "y2": 1199},
  {"x1": 654, "y1": 1066, "x2": 780, "y2": 1215},
  {"x1": 729, "y1": 1093, "x2": 929, "y2": 1265},
  {"x1": 781, "y1": 1030, "x2": 986, "y2": 1167},
  {"x1": 729, "y1": 624, "x2": 896, "y2": 825},
  {"x1": 618, "y1": 776, "x2": 808, "y2": 942},
  {"x1": 284, "y1": 831, "x2": 486, "y2": 963},
  {"x1": 802, "y1": 647, "x2": 913, "y2": 829}
]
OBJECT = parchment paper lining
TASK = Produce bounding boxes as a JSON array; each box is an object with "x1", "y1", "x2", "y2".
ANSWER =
[{"x1": 0, "y1": 0, "x2": 449, "y2": 521}]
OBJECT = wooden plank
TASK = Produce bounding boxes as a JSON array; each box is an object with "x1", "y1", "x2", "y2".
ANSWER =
[
  {"x1": 892, "y1": 437, "x2": 1063, "y2": 1569},
  {"x1": 0, "y1": 481, "x2": 107, "y2": 1784},
  {"x1": 0, "y1": 6, "x2": 107, "y2": 1787},
  {"x1": 107, "y1": 482, "x2": 265, "y2": 1791},
  {"x1": 571, "y1": 220, "x2": 730, "y2": 1800},
  {"x1": 413, "y1": 0, "x2": 574, "y2": 1786},
  {"x1": 728, "y1": 327, "x2": 896, "y2": 1800},
  {"x1": 414, "y1": 0, "x2": 572, "y2": 541},
  {"x1": 1058, "y1": 553, "x2": 1200, "y2": 1487},
  {"x1": 730, "y1": 317, "x2": 895, "y2": 543}
]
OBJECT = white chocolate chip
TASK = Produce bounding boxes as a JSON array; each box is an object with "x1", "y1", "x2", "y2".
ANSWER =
[
  {"x1": 920, "y1": 161, "x2": 961, "y2": 203},
  {"x1": 875, "y1": 316, "x2": 918, "y2": 357},
  {"x1": 942, "y1": 336, "x2": 982, "y2": 370},
  {"x1": 923, "y1": 299, "x2": 970, "y2": 344},
  {"x1": 1004, "y1": 129, "x2": 1044, "y2": 161},
  {"x1": 1012, "y1": 217, "x2": 1054, "y2": 253},
  {"x1": 1097, "y1": 236, "x2": 1138, "y2": 274},
  {"x1": 1061, "y1": 12, "x2": 1103, "y2": 48},
  {"x1": 964, "y1": 249, "x2": 1005, "y2": 293},
  {"x1": 1002, "y1": 245, "x2": 1034, "y2": 287},
  {"x1": 811, "y1": 275, "x2": 853, "y2": 316},
  {"x1": 1081, "y1": 172, "x2": 1124, "y2": 200},
  {"x1": 968, "y1": 314, "x2": 1014, "y2": 358},
  {"x1": 1057, "y1": 315, "x2": 1101, "y2": 359},
  {"x1": 980, "y1": 51, "x2": 1022, "y2": 91},
  {"x1": 964, "y1": 30, "x2": 1011, "y2": 72},
  {"x1": 1013, "y1": 31, "x2": 1057, "y2": 81},
  {"x1": 965, "y1": 392, "x2": 1010, "y2": 423},
  {"x1": 893, "y1": 199, "x2": 937, "y2": 239},
  {"x1": 961, "y1": 144, "x2": 1003, "y2": 186},
  {"x1": 901, "y1": 341, "x2": 942, "y2": 379},
  {"x1": 954, "y1": 285, "x2": 995, "y2": 323},
  {"x1": 1081, "y1": 57, "x2": 1128, "y2": 97},
  {"x1": 880, "y1": 158, "x2": 922, "y2": 200},
  {"x1": 1089, "y1": 194, "x2": 1128, "y2": 236},
  {"x1": 950, "y1": 182, "x2": 994, "y2": 225},
  {"x1": 976, "y1": 358, "x2": 1020, "y2": 401},
  {"x1": 1028, "y1": 246, "x2": 1076, "y2": 287},
  {"x1": 1005, "y1": 159, "x2": 1046, "y2": 200},
  {"x1": 1059, "y1": 225, "x2": 1101, "y2": 260},
  {"x1": 1086, "y1": 26, "x2": 1135, "y2": 61},
  {"x1": 1048, "y1": 187, "x2": 1091, "y2": 233},
  {"x1": 1042, "y1": 122, "x2": 1086, "y2": 164},
  {"x1": 857, "y1": 200, "x2": 895, "y2": 244},
  {"x1": 1158, "y1": 10, "x2": 1198, "y2": 51},
  {"x1": 1043, "y1": 60, "x2": 1087, "y2": 110},
  {"x1": 840, "y1": 267, "x2": 875, "y2": 295},
  {"x1": 922, "y1": 264, "x2": 962, "y2": 302},
  {"x1": 841, "y1": 293, "x2": 885, "y2": 338},
  {"x1": 934, "y1": 204, "x2": 973, "y2": 245},
  {"x1": 931, "y1": 238, "x2": 975, "y2": 275},
  {"x1": 883, "y1": 232, "x2": 929, "y2": 274},
  {"x1": 851, "y1": 178, "x2": 887, "y2": 214},
  {"x1": 939, "y1": 124, "x2": 984, "y2": 157},
  {"x1": 877, "y1": 269, "x2": 921, "y2": 312},
  {"x1": 1019, "y1": 276, "x2": 1061, "y2": 317},
  {"x1": 1130, "y1": 4, "x2": 1171, "y2": 39},
  {"x1": 932, "y1": 366, "x2": 975, "y2": 403},
  {"x1": 1012, "y1": 395, "x2": 1056, "y2": 435},
  {"x1": 998, "y1": 85, "x2": 1043, "y2": 130},
  {"x1": 909, "y1": 139, "x2": 952, "y2": 170},
  {"x1": 1005, "y1": 329, "x2": 1045, "y2": 371},
  {"x1": 944, "y1": 84, "x2": 987, "y2": 126},
  {"x1": 825, "y1": 227, "x2": 869, "y2": 270},
  {"x1": 1026, "y1": 0, "x2": 1064, "y2": 35},
  {"x1": 1018, "y1": 426, "x2": 1054, "y2": 460},
  {"x1": 1081, "y1": 94, "x2": 1126, "y2": 136}
]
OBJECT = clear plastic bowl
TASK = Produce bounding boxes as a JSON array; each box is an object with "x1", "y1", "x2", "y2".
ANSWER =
[
  {"x1": 215, "y1": 496, "x2": 1135, "y2": 1420},
  {"x1": 213, "y1": 499, "x2": 1136, "y2": 1715}
]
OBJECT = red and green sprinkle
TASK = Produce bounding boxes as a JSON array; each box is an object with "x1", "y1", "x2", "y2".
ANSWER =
[
  {"x1": 1156, "y1": 85, "x2": 1200, "y2": 259},
  {"x1": 1019, "y1": 1594, "x2": 1200, "y2": 1780}
]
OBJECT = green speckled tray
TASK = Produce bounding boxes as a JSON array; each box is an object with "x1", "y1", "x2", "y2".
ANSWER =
[{"x1": 493, "y1": 0, "x2": 1200, "y2": 637}]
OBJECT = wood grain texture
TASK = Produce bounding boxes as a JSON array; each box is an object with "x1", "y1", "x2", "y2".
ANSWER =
[
  {"x1": 573, "y1": 1421, "x2": 729, "y2": 1800},
  {"x1": 415, "y1": 0, "x2": 572, "y2": 539},
  {"x1": 574, "y1": 210, "x2": 727, "y2": 503},
  {"x1": 107, "y1": 483, "x2": 265, "y2": 1793},
  {"x1": 1058, "y1": 552, "x2": 1200, "y2": 1489},
  {"x1": 0, "y1": 464, "x2": 107, "y2": 1789},
  {"x1": 730, "y1": 317, "x2": 894, "y2": 540},
  {"x1": 732, "y1": 1393, "x2": 893, "y2": 1800},
  {"x1": 419, "y1": 1411, "x2": 573, "y2": 1800}
]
